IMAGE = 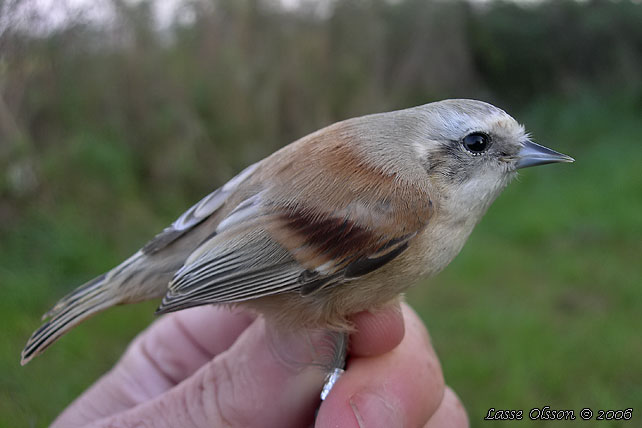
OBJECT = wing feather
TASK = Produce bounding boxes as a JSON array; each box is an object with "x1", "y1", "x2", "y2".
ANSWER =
[
  {"x1": 142, "y1": 162, "x2": 259, "y2": 254},
  {"x1": 155, "y1": 135, "x2": 434, "y2": 313}
]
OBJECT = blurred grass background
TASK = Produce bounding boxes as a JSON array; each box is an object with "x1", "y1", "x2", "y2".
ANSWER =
[{"x1": 1, "y1": 0, "x2": 641, "y2": 426}]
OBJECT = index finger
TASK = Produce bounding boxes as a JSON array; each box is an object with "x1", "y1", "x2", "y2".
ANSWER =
[{"x1": 51, "y1": 306, "x2": 254, "y2": 428}]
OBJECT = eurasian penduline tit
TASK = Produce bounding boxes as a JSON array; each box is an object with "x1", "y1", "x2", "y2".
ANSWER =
[{"x1": 22, "y1": 99, "x2": 573, "y2": 399}]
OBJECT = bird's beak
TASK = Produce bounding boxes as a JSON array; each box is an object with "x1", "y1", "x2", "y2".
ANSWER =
[{"x1": 516, "y1": 140, "x2": 574, "y2": 169}]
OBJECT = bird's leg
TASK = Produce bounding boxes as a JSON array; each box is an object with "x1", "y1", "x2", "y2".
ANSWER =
[{"x1": 320, "y1": 331, "x2": 348, "y2": 400}]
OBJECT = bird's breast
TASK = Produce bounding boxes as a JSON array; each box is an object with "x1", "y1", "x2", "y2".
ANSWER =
[{"x1": 410, "y1": 211, "x2": 479, "y2": 279}]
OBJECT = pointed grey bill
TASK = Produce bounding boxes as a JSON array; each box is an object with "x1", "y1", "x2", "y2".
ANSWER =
[{"x1": 516, "y1": 141, "x2": 575, "y2": 169}]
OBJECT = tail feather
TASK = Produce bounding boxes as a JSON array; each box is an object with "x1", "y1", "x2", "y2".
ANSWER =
[
  {"x1": 21, "y1": 274, "x2": 119, "y2": 365},
  {"x1": 40, "y1": 273, "x2": 107, "y2": 321},
  {"x1": 22, "y1": 250, "x2": 180, "y2": 365}
]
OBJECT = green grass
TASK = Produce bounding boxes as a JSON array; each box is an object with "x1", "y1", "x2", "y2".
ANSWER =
[{"x1": 2, "y1": 95, "x2": 641, "y2": 427}]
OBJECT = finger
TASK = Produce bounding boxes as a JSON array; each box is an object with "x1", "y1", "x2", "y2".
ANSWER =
[
  {"x1": 120, "y1": 305, "x2": 256, "y2": 384},
  {"x1": 86, "y1": 317, "x2": 329, "y2": 428},
  {"x1": 316, "y1": 304, "x2": 445, "y2": 428},
  {"x1": 51, "y1": 306, "x2": 254, "y2": 428},
  {"x1": 425, "y1": 387, "x2": 469, "y2": 428},
  {"x1": 349, "y1": 301, "x2": 405, "y2": 358}
]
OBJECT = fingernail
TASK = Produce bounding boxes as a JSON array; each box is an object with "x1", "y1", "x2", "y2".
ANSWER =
[{"x1": 350, "y1": 390, "x2": 403, "y2": 428}]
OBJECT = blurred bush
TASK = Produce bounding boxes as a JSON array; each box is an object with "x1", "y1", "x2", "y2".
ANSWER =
[{"x1": 1, "y1": 0, "x2": 641, "y2": 230}]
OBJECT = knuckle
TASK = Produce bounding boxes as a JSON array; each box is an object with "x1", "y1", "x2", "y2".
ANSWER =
[
  {"x1": 445, "y1": 387, "x2": 470, "y2": 428},
  {"x1": 424, "y1": 387, "x2": 469, "y2": 428},
  {"x1": 413, "y1": 338, "x2": 445, "y2": 422},
  {"x1": 201, "y1": 356, "x2": 263, "y2": 427},
  {"x1": 138, "y1": 328, "x2": 187, "y2": 384},
  {"x1": 98, "y1": 416, "x2": 155, "y2": 428},
  {"x1": 426, "y1": 351, "x2": 445, "y2": 391}
]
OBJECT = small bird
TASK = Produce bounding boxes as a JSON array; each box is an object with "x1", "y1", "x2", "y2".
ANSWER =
[{"x1": 21, "y1": 99, "x2": 573, "y2": 395}]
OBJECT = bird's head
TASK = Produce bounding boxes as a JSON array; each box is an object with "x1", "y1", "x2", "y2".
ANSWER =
[{"x1": 406, "y1": 99, "x2": 574, "y2": 214}]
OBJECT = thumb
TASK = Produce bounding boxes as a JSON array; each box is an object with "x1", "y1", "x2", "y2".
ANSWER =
[{"x1": 87, "y1": 317, "x2": 327, "y2": 428}]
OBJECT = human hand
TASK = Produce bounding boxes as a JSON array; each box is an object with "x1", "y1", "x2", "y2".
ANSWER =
[{"x1": 52, "y1": 302, "x2": 469, "y2": 427}]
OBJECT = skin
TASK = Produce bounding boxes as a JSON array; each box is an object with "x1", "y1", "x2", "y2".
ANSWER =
[{"x1": 50, "y1": 302, "x2": 469, "y2": 428}]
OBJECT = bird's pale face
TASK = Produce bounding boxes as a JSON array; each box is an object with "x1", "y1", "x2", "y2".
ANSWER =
[{"x1": 414, "y1": 100, "x2": 572, "y2": 216}]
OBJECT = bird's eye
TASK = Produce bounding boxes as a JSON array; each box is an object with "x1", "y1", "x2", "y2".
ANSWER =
[{"x1": 462, "y1": 132, "x2": 491, "y2": 155}]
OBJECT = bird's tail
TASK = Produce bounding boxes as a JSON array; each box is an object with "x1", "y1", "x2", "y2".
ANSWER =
[
  {"x1": 20, "y1": 271, "x2": 122, "y2": 365},
  {"x1": 20, "y1": 249, "x2": 173, "y2": 365}
]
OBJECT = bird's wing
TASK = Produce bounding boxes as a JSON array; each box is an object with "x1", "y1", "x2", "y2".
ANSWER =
[
  {"x1": 141, "y1": 162, "x2": 260, "y2": 254},
  {"x1": 156, "y1": 136, "x2": 433, "y2": 313}
]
